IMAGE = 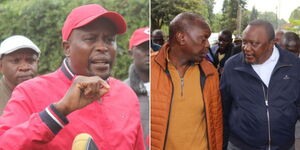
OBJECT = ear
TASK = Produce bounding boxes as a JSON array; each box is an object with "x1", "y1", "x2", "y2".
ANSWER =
[
  {"x1": 62, "y1": 40, "x2": 71, "y2": 57},
  {"x1": 175, "y1": 32, "x2": 185, "y2": 45},
  {"x1": 269, "y1": 39, "x2": 276, "y2": 48}
]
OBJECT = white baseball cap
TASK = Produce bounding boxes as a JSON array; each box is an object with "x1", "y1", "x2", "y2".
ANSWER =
[{"x1": 0, "y1": 35, "x2": 41, "y2": 59}]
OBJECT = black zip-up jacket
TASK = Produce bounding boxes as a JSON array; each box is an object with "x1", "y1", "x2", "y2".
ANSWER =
[{"x1": 221, "y1": 47, "x2": 300, "y2": 150}]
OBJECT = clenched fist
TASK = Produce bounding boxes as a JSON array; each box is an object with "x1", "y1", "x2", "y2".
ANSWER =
[{"x1": 53, "y1": 75, "x2": 110, "y2": 116}]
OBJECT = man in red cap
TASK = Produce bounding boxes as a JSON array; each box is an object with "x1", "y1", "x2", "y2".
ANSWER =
[
  {"x1": 124, "y1": 27, "x2": 149, "y2": 149},
  {"x1": 151, "y1": 12, "x2": 223, "y2": 150},
  {"x1": 0, "y1": 4, "x2": 145, "y2": 150}
]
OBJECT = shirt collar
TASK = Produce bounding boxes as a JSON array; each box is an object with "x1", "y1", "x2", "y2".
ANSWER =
[
  {"x1": 166, "y1": 49, "x2": 199, "y2": 65},
  {"x1": 166, "y1": 49, "x2": 171, "y2": 62},
  {"x1": 61, "y1": 58, "x2": 75, "y2": 80},
  {"x1": 265, "y1": 45, "x2": 279, "y2": 64}
]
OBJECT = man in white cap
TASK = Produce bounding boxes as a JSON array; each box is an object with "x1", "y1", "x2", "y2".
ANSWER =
[{"x1": 0, "y1": 35, "x2": 40, "y2": 114}]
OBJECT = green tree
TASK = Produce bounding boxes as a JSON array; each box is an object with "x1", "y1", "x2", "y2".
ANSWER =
[
  {"x1": 221, "y1": 0, "x2": 246, "y2": 32},
  {"x1": 241, "y1": 9, "x2": 251, "y2": 32},
  {"x1": 105, "y1": 0, "x2": 149, "y2": 80},
  {"x1": 289, "y1": 6, "x2": 300, "y2": 21},
  {"x1": 286, "y1": 7, "x2": 300, "y2": 35},
  {"x1": 250, "y1": 6, "x2": 258, "y2": 21},
  {"x1": 176, "y1": 0, "x2": 209, "y2": 19},
  {"x1": 151, "y1": 0, "x2": 214, "y2": 31},
  {"x1": 211, "y1": 13, "x2": 223, "y2": 32},
  {"x1": 258, "y1": 11, "x2": 287, "y2": 29},
  {"x1": 285, "y1": 19, "x2": 300, "y2": 35},
  {"x1": 151, "y1": 0, "x2": 181, "y2": 30},
  {"x1": 205, "y1": 0, "x2": 215, "y2": 24}
]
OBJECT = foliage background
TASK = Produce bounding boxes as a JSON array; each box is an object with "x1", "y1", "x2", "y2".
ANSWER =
[
  {"x1": 151, "y1": 0, "x2": 299, "y2": 37},
  {"x1": 0, "y1": 0, "x2": 149, "y2": 80},
  {"x1": 287, "y1": 6, "x2": 300, "y2": 35},
  {"x1": 1, "y1": 0, "x2": 299, "y2": 78}
]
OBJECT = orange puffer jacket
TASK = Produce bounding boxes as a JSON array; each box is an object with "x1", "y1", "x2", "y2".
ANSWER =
[{"x1": 151, "y1": 43, "x2": 223, "y2": 150}]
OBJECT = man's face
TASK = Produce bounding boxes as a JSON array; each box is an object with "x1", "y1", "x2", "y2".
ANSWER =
[
  {"x1": 218, "y1": 33, "x2": 232, "y2": 51},
  {"x1": 152, "y1": 34, "x2": 164, "y2": 46},
  {"x1": 242, "y1": 25, "x2": 275, "y2": 64},
  {"x1": 283, "y1": 40, "x2": 300, "y2": 56},
  {"x1": 131, "y1": 41, "x2": 149, "y2": 72},
  {"x1": 65, "y1": 18, "x2": 117, "y2": 80},
  {"x1": 234, "y1": 39, "x2": 242, "y2": 46},
  {"x1": 183, "y1": 23, "x2": 211, "y2": 62},
  {"x1": 0, "y1": 48, "x2": 38, "y2": 88}
]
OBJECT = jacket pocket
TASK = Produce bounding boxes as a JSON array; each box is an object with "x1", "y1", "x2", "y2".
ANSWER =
[
  {"x1": 269, "y1": 104, "x2": 297, "y2": 147},
  {"x1": 229, "y1": 105, "x2": 268, "y2": 145}
]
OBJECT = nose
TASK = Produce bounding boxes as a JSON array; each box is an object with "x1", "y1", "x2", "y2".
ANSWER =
[
  {"x1": 242, "y1": 43, "x2": 251, "y2": 52},
  {"x1": 18, "y1": 61, "x2": 31, "y2": 72},
  {"x1": 95, "y1": 40, "x2": 109, "y2": 52}
]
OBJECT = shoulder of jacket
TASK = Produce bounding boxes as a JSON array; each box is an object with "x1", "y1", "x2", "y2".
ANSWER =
[{"x1": 200, "y1": 60, "x2": 218, "y2": 74}]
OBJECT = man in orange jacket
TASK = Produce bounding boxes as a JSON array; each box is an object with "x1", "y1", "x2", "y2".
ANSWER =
[{"x1": 151, "y1": 12, "x2": 223, "y2": 150}]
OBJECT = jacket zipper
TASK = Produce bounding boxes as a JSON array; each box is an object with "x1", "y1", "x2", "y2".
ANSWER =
[
  {"x1": 259, "y1": 64, "x2": 292, "y2": 150},
  {"x1": 180, "y1": 78, "x2": 184, "y2": 97},
  {"x1": 261, "y1": 83, "x2": 271, "y2": 150},
  {"x1": 163, "y1": 66, "x2": 209, "y2": 149}
]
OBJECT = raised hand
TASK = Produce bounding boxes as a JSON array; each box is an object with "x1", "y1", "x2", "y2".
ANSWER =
[{"x1": 53, "y1": 75, "x2": 110, "y2": 116}]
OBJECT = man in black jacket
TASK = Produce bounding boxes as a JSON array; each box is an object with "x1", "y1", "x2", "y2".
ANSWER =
[
  {"x1": 221, "y1": 19, "x2": 300, "y2": 150},
  {"x1": 208, "y1": 30, "x2": 239, "y2": 74}
]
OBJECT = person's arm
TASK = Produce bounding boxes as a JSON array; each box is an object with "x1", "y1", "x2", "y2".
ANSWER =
[
  {"x1": 297, "y1": 60, "x2": 300, "y2": 120},
  {"x1": 0, "y1": 76, "x2": 109, "y2": 149},
  {"x1": 220, "y1": 65, "x2": 233, "y2": 150},
  {"x1": 297, "y1": 90, "x2": 300, "y2": 120}
]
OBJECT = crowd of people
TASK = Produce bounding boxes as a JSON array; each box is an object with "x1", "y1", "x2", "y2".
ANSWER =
[
  {"x1": 151, "y1": 13, "x2": 300, "y2": 150},
  {"x1": 0, "y1": 2, "x2": 300, "y2": 150}
]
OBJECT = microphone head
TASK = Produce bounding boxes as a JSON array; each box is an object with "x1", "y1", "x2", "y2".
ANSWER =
[{"x1": 72, "y1": 133, "x2": 99, "y2": 150}]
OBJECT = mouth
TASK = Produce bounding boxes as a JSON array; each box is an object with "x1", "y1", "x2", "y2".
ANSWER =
[
  {"x1": 244, "y1": 53, "x2": 253, "y2": 58},
  {"x1": 244, "y1": 53, "x2": 255, "y2": 62},
  {"x1": 90, "y1": 58, "x2": 110, "y2": 70},
  {"x1": 17, "y1": 75, "x2": 33, "y2": 81}
]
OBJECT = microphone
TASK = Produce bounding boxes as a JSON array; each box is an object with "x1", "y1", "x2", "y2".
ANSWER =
[{"x1": 72, "y1": 133, "x2": 99, "y2": 150}]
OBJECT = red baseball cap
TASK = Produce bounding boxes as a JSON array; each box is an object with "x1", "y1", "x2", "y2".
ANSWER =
[
  {"x1": 129, "y1": 27, "x2": 150, "y2": 50},
  {"x1": 62, "y1": 4, "x2": 127, "y2": 40}
]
